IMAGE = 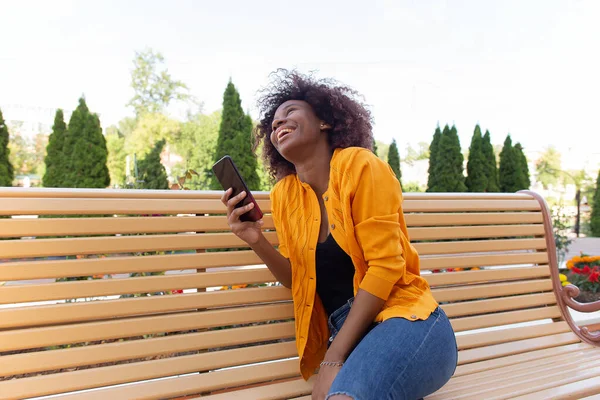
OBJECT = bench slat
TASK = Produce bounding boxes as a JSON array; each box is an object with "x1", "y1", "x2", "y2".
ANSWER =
[
  {"x1": 0, "y1": 268, "x2": 277, "y2": 304},
  {"x1": 405, "y1": 212, "x2": 543, "y2": 227},
  {"x1": 402, "y1": 199, "x2": 540, "y2": 212},
  {"x1": 410, "y1": 224, "x2": 544, "y2": 241},
  {"x1": 432, "y1": 279, "x2": 553, "y2": 302},
  {"x1": 0, "y1": 215, "x2": 276, "y2": 238},
  {"x1": 200, "y1": 377, "x2": 313, "y2": 400},
  {"x1": 0, "y1": 286, "x2": 292, "y2": 329},
  {"x1": 420, "y1": 252, "x2": 548, "y2": 270},
  {"x1": 0, "y1": 250, "x2": 264, "y2": 281},
  {"x1": 512, "y1": 376, "x2": 600, "y2": 400},
  {"x1": 0, "y1": 321, "x2": 295, "y2": 377},
  {"x1": 442, "y1": 293, "x2": 557, "y2": 318},
  {"x1": 415, "y1": 238, "x2": 546, "y2": 255},
  {"x1": 0, "y1": 231, "x2": 279, "y2": 259},
  {"x1": 0, "y1": 197, "x2": 262, "y2": 216},
  {"x1": 0, "y1": 303, "x2": 294, "y2": 351},
  {"x1": 425, "y1": 265, "x2": 550, "y2": 287},
  {"x1": 0, "y1": 341, "x2": 298, "y2": 400},
  {"x1": 451, "y1": 306, "x2": 562, "y2": 333}
]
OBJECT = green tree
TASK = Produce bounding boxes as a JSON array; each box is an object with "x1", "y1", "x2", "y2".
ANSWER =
[
  {"x1": 432, "y1": 125, "x2": 466, "y2": 192},
  {"x1": 498, "y1": 135, "x2": 523, "y2": 192},
  {"x1": 210, "y1": 80, "x2": 260, "y2": 191},
  {"x1": 591, "y1": 170, "x2": 600, "y2": 237},
  {"x1": 387, "y1": 139, "x2": 402, "y2": 187},
  {"x1": 426, "y1": 126, "x2": 442, "y2": 192},
  {"x1": 373, "y1": 140, "x2": 378, "y2": 156},
  {"x1": 128, "y1": 49, "x2": 194, "y2": 116},
  {"x1": 535, "y1": 146, "x2": 562, "y2": 189},
  {"x1": 375, "y1": 140, "x2": 390, "y2": 161},
  {"x1": 125, "y1": 113, "x2": 181, "y2": 160},
  {"x1": 64, "y1": 97, "x2": 110, "y2": 188},
  {"x1": 106, "y1": 126, "x2": 127, "y2": 187},
  {"x1": 465, "y1": 125, "x2": 487, "y2": 192},
  {"x1": 514, "y1": 143, "x2": 530, "y2": 190},
  {"x1": 137, "y1": 139, "x2": 169, "y2": 189},
  {"x1": 0, "y1": 109, "x2": 14, "y2": 186},
  {"x1": 482, "y1": 130, "x2": 499, "y2": 192},
  {"x1": 43, "y1": 109, "x2": 68, "y2": 187}
]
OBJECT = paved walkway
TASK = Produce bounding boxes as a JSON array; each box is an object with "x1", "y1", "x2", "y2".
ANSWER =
[{"x1": 564, "y1": 237, "x2": 600, "y2": 261}]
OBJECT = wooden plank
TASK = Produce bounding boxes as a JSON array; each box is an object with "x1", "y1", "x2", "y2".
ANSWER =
[
  {"x1": 0, "y1": 286, "x2": 292, "y2": 329},
  {"x1": 0, "y1": 197, "x2": 269, "y2": 216},
  {"x1": 0, "y1": 231, "x2": 278, "y2": 259},
  {"x1": 410, "y1": 224, "x2": 544, "y2": 241},
  {"x1": 403, "y1": 193, "x2": 533, "y2": 200},
  {"x1": 0, "y1": 303, "x2": 294, "y2": 351},
  {"x1": 0, "y1": 268, "x2": 278, "y2": 304},
  {"x1": 54, "y1": 359, "x2": 300, "y2": 400},
  {"x1": 420, "y1": 252, "x2": 548, "y2": 271},
  {"x1": 402, "y1": 199, "x2": 540, "y2": 212},
  {"x1": 201, "y1": 378, "x2": 313, "y2": 400},
  {"x1": 458, "y1": 328, "x2": 577, "y2": 363},
  {"x1": 0, "y1": 250, "x2": 265, "y2": 281},
  {"x1": 453, "y1": 342, "x2": 591, "y2": 377},
  {"x1": 405, "y1": 212, "x2": 543, "y2": 227},
  {"x1": 513, "y1": 377, "x2": 600, "y2": 400},
  {"x1": 442, "y1": 293, "x2": 557, "y2": 319},
  {"x1": 0, "y1": 215, "x2": 275, "y2": 238},
  {"x1": 0, "y1": 342, "x2": 298, "y2": 400},
  {"x1": 425, "y1": 265, "x2": 551, "y2": 287},
  {"x1": 414, "y1": 238, "x2": 547, "y2": 256},
  {"x1": 450, "y1": 306, "x2": 562, "y2": 333},
  {"x1": 432, "y1": 279, "x2": 553, "y2": 302},
  {"x1": 0, "y1": 322, "x2": 296, "y2": 377}
]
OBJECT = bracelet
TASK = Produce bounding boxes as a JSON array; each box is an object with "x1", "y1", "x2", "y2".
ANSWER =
[{"x1": 320, "y1": 360, "x2": 344, "y2": 368}]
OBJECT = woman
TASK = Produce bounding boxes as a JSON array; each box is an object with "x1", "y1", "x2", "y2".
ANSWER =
[{"x1": 221, "y1": 70, "x2": 457, "y2": 400}]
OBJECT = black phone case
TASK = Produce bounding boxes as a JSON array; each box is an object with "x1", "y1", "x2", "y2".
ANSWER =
[{"x1": 212, "y1": 155, "x2": 263, "y2": 222}]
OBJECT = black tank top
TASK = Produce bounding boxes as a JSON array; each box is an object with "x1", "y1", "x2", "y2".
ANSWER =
[{"x1": 315, "y1": 234, "x2": 355, "y2": 317}]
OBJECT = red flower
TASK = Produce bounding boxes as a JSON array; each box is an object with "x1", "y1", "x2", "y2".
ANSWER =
[
  {"x1": 589, "y1": 272, "x2": 600, "y2": 283},
  {"x1": 172, "y1": 289, "x2": 183, "y2": 294},
  {"x1": 583, "y1": 265, "x2": 591, "y2": 274},
  {"x1": 446, "y1": 268, "x2": 454, "y2": 272},
  {"x1": 572, "y1": 267, "x2": 582, "y2": 274},
  {"x1": 431, "y1": 269, "x2": 441, "y2": 273}
]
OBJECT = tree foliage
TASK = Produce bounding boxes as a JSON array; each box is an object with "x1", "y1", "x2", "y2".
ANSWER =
[
  {"x1": 498, "y1": 134, "x2": 524, "y2": 192},
  {"x1": 426, "y1": 126, "x2": 442, "y2": 192},
  {"x1": 0, "y1": 109, "x2": 14, "y2": 186},
  {"x1": 535, "y1": 146, "x2": 562, "y2": 189},
  {"x1": 63, "y1": 97, "x2": 110, "y2": 188},
  {"x1": 405, "y1": 141, "x2": 430, "y2": 165},
  {"x1": 514, "y1": 142, "x2": 531, "y2": 190},
  {"x1": 430, "y1": 125, "x2": 466, "y2": 192},
  {"x1": 210, "y1": 80, "x2": 260, "y2": 191},
  {"x1": 481, "y1": 130, "x2": 499, "y2": 192},
  {"x1": 591, "y1": 169, "x2": 600, "y2": 237},
  {"x1": 465, "y1": 125, "x2": 487, "y2": 192},
  {"x1": 387, "y1": 139, "x2": 402, "y2": 187},
  {"x1": 43, "y1": 109, "x2": 67, "y2": 187},
  {"x1": 128, "y1": 49, "x2": 193, "y2": 115},
  {"x1": 106, "y1": 126, "x2": 127, "y2": 187},
  {"x1": 137, "y1": 139, "x2": 169, "y2": 189}
]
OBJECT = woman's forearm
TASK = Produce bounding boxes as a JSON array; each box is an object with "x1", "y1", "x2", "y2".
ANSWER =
[
  {"x1": 325, "y1": 289, "x2": 385, "y2": 362},
  {"x1": 250, "y1": 234, "x2": 293, "y2": 288}
]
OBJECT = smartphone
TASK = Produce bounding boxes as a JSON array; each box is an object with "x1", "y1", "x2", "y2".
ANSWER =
[{"x1": 212, "y1": 155, "x2": 263, "y2": 222}]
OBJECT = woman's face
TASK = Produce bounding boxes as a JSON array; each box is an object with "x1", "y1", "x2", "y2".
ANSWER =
[{"x1": 270, "y1": 100, "x2": 326, "y2": 159}]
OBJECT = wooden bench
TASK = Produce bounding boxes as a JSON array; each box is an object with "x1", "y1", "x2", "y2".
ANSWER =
[{"x1": 0, "y1": 188, "x2": 599, "y2": 400}]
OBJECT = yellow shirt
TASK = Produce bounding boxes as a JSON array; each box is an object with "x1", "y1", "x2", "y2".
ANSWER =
[{"x1": 270, "y1": 147, "x2": 438, "y2": 379}]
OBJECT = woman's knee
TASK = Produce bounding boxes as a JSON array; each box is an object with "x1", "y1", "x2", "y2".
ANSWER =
[{"x1": 328, "y1": 395, "x2": 354, "y2": 400}]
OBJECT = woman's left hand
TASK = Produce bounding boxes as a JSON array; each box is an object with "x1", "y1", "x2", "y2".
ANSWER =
[{"x1": 312, "y1": 365, "x2": 341, "y2": 400}]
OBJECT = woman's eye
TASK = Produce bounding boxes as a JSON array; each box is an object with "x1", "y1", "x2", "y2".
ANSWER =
[{"x1": 287, "y1": 109, "x2": 296, "y2": 115}]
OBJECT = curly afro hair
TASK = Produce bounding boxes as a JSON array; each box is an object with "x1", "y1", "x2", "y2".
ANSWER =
[{"x1": 254, "y1": 69, "x2": 374, "y2": 181}]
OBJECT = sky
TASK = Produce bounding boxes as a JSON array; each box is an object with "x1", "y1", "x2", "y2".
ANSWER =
[{"x1": 1, "y1": 0, "x2": 599, "y2": 159}]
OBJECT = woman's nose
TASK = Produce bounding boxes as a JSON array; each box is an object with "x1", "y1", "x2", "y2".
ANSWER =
[{"x1": 272, "y1": 118, "x2": 285, "y2": 131}]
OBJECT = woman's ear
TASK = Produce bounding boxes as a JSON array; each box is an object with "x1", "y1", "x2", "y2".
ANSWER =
[{"x1": 319, "y1": 122, "x2": 331, "y2": 131}]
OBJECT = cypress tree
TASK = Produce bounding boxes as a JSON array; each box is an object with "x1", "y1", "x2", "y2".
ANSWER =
[
  {"x1": 0, "y1": 109, "x2": 14, "y2": 187},
  {"x1": 387, "y1": 139, "x2": 402, "y2": 187},
  {"x1": 137, "y1": 139, "x2": 169, "y2": 189},
  {"x1": 514, "y1": 142, "x2": 531, "y2": 190},
  {"x1": 433, "y1": 125, "x2": 466, "y2": 192},
  {"x1": 426, "y1": 126, "x2": 442, "y2": 192},
  {"x1": 43, "y1": 109, "x2": 68, "y2": 187},
  {"x1": 591, "y1": 169, "x2": 600, "y2": 237},
  {"x1": 499, "y1": 134, "x2": 523, "y2": 192},
  {"x1": 210, "y1": 80, "x2": 260, "y2": 190},
  {"x1": 482, "y1": 130, "x2": 499, "y2": 192},
  {"x1": 465, "y1": 125, "x2": 487, "y2": 192},
  {"x1": 64, "y1": 97, "x2": 110, "y2": 188},
  {"x1": 373, "y1": 140, "x2": 378, "y2": 156}
]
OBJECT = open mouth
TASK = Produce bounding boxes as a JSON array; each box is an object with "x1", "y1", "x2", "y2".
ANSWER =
[{"x1": 277, "y1": 128, "x2": 295, "y2": 142}]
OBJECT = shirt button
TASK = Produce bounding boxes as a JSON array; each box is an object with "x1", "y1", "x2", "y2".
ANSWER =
[
  {"x1": 411, "y1": 315, "x2": 417, "y2": 319},
  {"x1": 331, "y1": 223, "x2": 335, "y2": 230},
  {"x1": 324, "y1": 196, "x2": 329, "y2": 201}
]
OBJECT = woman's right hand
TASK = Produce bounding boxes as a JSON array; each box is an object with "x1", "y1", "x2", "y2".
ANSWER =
[{"x1": 221, "y1": 188, "x2": 264, "y2": 245}]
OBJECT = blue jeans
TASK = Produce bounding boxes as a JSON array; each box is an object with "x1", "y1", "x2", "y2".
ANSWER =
[{"x1": 325, "y1": 299, "x2": 457, "y2": 400}]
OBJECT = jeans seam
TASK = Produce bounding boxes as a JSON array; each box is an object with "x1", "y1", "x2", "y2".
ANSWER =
[
  {"x1": 326, "y1": 391, "x2": 360, "y2": 400},
  {"x1": 388, "y1": 310, "x2": 442, "y2": 397}
]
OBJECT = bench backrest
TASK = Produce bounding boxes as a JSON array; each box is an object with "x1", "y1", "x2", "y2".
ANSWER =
[{"x1": 0, "y1": 188, "x2": 566, "y2": 399}]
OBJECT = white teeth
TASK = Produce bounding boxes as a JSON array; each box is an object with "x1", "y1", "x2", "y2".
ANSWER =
[{"x1": 277, "y1": 128, "x2": 293, "y2": 140}]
